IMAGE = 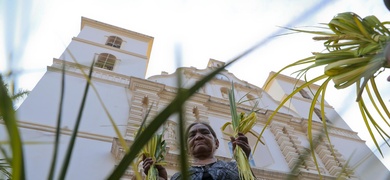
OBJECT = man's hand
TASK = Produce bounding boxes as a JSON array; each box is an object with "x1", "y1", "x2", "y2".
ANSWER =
[
  {"x1": 142, "y1": 157, "x2": 168, "y2": 180},
  {"x1": 230, "y1": 133, "x2": 251, "y2": 158}
]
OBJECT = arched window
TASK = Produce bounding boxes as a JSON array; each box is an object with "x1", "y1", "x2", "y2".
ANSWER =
[
  {"x1": 220, "y1": 87, "x2": 229, "y2": 99},
  {"x1": 95, "y1": 53, "x2": 116, "y2": 70},
  {"x1": 246, "y1": 94, "x2": 257, "y2": 106},
  {"x1": 314, "y1": 108, "x2": 331, "y2": 123},
  {"x1": 105, "y1": 36, "x2": 123, "y2": 48},
  {"x1": 299, "y1": 89, "x2": 312, "y2": 99},
  {"x1": 215, "y1": 73, "x2": 229, "y2": 81}
]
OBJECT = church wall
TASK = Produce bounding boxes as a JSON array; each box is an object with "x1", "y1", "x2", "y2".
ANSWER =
[
  {"x1": 2, "y1": 126, "x2": 116, "y2": 179},
  {"x1": 17, "y1": 70, "x2": 130, "y2": 137},
  {"x1": 207, "y1": 115, "x2": 233, "y2": 159},
  {"x1": 264, "y1": 81, "x2": 285, "y2": 103},
  {"x1": 268, "y1": 77, "x2": 354, "y2": 131},
  {"x1": 329, "y1": 135, "x2": 390, "y2": 179},
  {"x1": 252, "y1": 125, "x2": 291, "y2": 172}
]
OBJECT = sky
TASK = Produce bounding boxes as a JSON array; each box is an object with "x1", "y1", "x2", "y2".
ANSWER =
[{"x1": 1, "y1": 0, "x2": 390, "y2": 171}]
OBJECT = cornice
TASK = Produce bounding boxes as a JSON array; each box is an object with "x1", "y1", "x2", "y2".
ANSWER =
[
  {"x1": 72, "y1": 37, "x2": 148, "y2": 60},
  {"x1": 179, "y1": 66, "x2": 261, "y2": 92},
  {"x1": 187, "y1": 92, "x2": 210, "y2": 104},
  {"x1": 264, "y1": 71, "x2": 321, "y2": 91},
  {"x1": 206, "y1": 97, "x2": 269, "y2": 121},
  {"x1": 2, "y1": 120, "x2": 113, "y2": 142},
  {"x1": 128, "y1": 77, "x2": 165, "y2": 93},
  {"x1": 49, "y1": 59, "x2": 130, "y2": 86},
  {"x1": 300, "y1": 120, "x2": 362, "y2": 141},
  {"x1": 81, "y1": 17, "x2": 153, "y2": 43},
  {"x1": 290, "y1": 95, "x2": 334, "y2": 109},
  {"x1": 265, "y1": 110, "x2": 295, "y2": 124},
  {"x1": 157, "y1": 88, "x2": 178, "y2": 101},
  {"x1": 206, "y1": 97, "x2": 234, "y2": 118},
  {"x1": 265, "y1": 113, "x2": 363, "y2": 141}
]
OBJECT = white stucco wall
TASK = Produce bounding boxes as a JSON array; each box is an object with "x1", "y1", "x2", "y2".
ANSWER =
[
  {"x1": 59, "y1": 40, "x2": 147, "y2": 78},
  {"x1": 16, "y1": 70, "x2": 130, "y2": 137},
  {"x1": 78, "y1": 26, "x2": 149, "y2": 56},
  {"x1": 1, "y1": 126, "x2": 116, "y2": 180},
  {"x1": 329, "y1": 135, "x2": 390, "y2": 179}
]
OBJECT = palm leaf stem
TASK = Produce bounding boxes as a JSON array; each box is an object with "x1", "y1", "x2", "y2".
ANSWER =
[
  {"x1": 365, "y1": 81, "x2": 390, "y2": 127},
  {"x1": 360, "y1": 101, "x2": 390, "y2": 141},
  {"x1": 65, "y1": 47, "x2": 129, "y2": 151},
  {"x1": 48, "y1": 61, "x2": 66, "y2": 180},
  {"x1": 263, "y1": 56, "x2": 316, "y2": 90},
  {"x1": 356, "y1": 82, "x2": 383, "y2": 157},
  {"x1": 307, "y1": 77, "x2": 332, "y2": 178},
  {"x1": 370, "y1": 78, "x2": 390, "y2": 119},
  {"x1": 176, "y1": 52, "x2": 189, "y2": 180},
  {"x1": 58, "y1": 62, "x2": 93, "y2": 179},
  {"x1": 254, "y1": 74, "x2": 328, "y2": 152}
]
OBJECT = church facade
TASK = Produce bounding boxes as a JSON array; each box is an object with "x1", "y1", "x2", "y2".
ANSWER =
[{"x1": 1, "y1": 17, "x2": 389, "y2": 179}]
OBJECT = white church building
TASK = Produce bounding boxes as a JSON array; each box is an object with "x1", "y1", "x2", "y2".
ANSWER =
[{"x1": 1, "y1": 17, "x2": 389, "y2": 179}]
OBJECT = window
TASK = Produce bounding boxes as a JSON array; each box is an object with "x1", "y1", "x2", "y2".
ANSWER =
[
  {"x1": 105, "y1": 36, "x2": 123, "y2": 48},
  {"x1": 314, "y1": 108, "x2": 330, "y2": 123},
  {"x1": 215, "y1": 74, "x2": 229, "y2": 81},
  {"x1": 95, "y1": 53, "x2": 116, "y2": 70},
  {"x1": 299, "y1": 89, "x2": 312, "y2": 99},
  {"x1": 192, "y1": 106, "x2": 200, "y2": 121},
  {"x1": 246, "y1": 94, "x2": 257, "y2": 106},
  {"x1": 220, "y1": 87, "x2": 229, "y2": 99}
]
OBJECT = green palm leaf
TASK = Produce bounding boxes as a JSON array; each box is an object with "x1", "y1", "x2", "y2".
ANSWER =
[
  {"x1": 0, "y1": 75, "x2": 25, "y2": 180},
  {"x1": 262, "y1": 11, "x2": 390, "y2": 175}
]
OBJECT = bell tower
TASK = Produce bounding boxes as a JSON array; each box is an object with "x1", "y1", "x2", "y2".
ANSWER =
[{"x1": 59, "y1": 17, "x2": 154, "y2": 78}]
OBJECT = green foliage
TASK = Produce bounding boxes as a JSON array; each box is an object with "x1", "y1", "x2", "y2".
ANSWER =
[
  {"x1": 134, "y1": 106, "x2": 167, "y2": 180},
  {"x1": 0, "y1": 75, "x2": 26, "y2": 180},
  {"x1": 261, "y1": 12, "x2": 390, "y2": 177},
  {"x1": 224, "y1": 83, "x2": 257, "y2": 180},
  {"x1": 0, "y1": 158, "x2": 12, "y2": 179}
]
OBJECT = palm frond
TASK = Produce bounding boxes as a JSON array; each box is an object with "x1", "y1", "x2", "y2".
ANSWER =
[
  {"x1": 261, "y1": 12, "x2": 390, "y2": 159},
  {"x1": 0, "y1": 75, "x2": 25, "y2": 180}
]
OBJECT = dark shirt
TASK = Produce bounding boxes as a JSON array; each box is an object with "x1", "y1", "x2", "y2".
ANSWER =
[{"x1": 171, "y1": 160, "x2": 239, "y2": 180}]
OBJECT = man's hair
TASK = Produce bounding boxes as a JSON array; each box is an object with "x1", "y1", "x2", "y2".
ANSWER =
[{"x1": 186, "y1": 122, "x2": 217, "y2": 138}]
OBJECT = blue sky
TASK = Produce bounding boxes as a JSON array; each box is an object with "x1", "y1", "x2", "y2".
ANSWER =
[{"x1": 1, "y1": 0, "x2": 390, "y2": 170}]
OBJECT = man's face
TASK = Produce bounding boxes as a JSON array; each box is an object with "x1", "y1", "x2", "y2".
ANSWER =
[{"x1": 187, "y1": 124, "x2": 219, "y2": 159}]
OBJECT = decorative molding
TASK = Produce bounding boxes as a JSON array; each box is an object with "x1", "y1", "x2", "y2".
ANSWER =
[
  {"x1": 164, "y1": 120, "x2": 178, "y2": 151},
  {"x1": 72, "y1": 37, "x2": 148, "y2": 60},
  {"x1": 315, "y1": 140, "x2": 354, "y2": 177},
  {"x1": 128, "y1": 77, "x2": 165, "y2": 93},
  {"x1": 326, "y1": 128, "x2": 361, "y2": 141},
  {"x1": 124, "y1": 92, "x2": 160, "y2": 139},
  {"x1": 50, "y1": 59, "x2": 130, "y2": 85},
  {"x1": 81, "y1": 17, "x2": 153, "y2": 43},
  {"x1": 269, "y1": 122, "x2": 323, "y2": 174},
  {"x1": 1, "y1": 120, "x2": 113, "y2": 142},
  {"x1": 265, "y1": 71, "x2": 321, "y2": 91},
  {"x1": 300, "y1": 120, "x2": 362, "y2": 141}
]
